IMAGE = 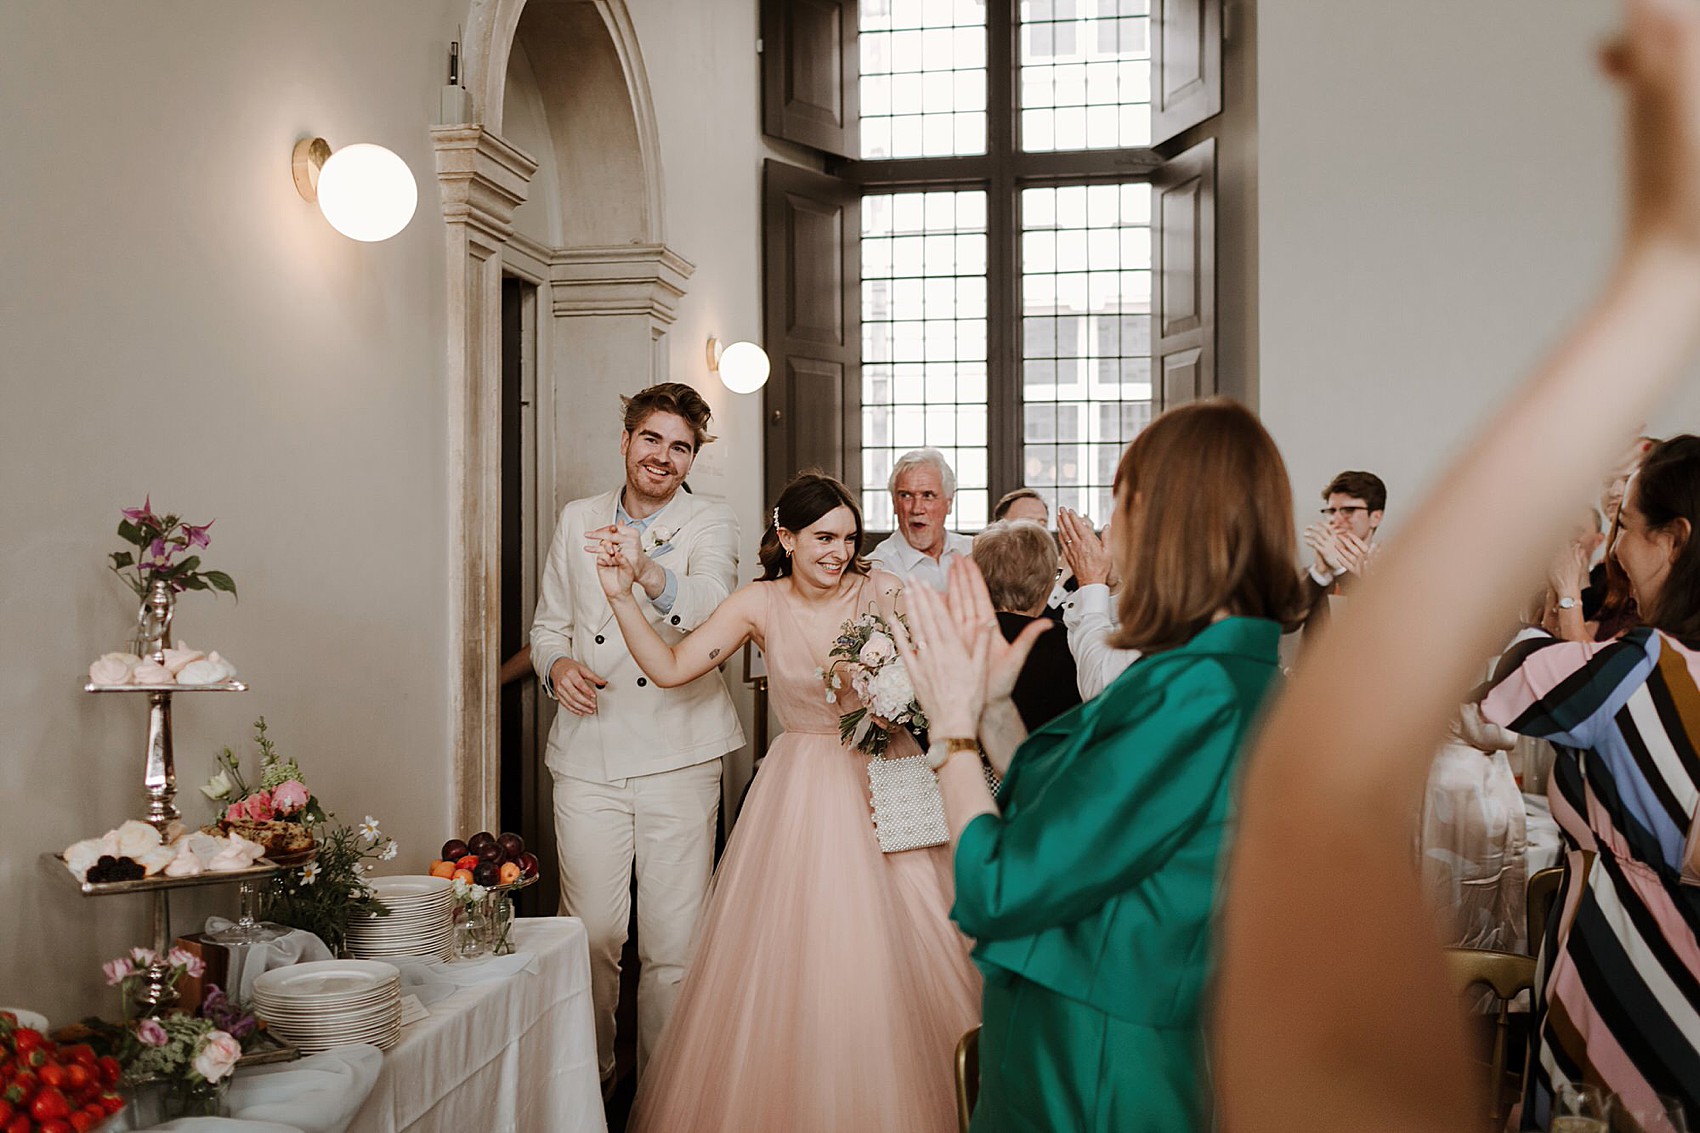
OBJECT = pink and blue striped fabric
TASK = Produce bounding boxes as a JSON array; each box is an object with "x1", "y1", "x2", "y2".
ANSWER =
[{"x1": 1483, "y1": 627, "x2": 1700, "y2": 1132}]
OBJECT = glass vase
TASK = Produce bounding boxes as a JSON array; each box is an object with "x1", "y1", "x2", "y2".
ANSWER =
[{"x1": 162, "y1": 1075, "x2": 229, "y2": 1119}]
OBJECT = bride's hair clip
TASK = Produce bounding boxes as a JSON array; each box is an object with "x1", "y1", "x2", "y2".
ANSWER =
[{"x1": 771, "y1": 506, "x2": 781, "y2": 531}]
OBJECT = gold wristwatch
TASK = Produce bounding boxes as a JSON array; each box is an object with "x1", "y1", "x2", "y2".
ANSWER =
[{"x1": 926, "y1": 737, "x2": 979, "y2": 771}]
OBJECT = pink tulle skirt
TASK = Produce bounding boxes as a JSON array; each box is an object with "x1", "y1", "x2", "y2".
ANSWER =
[{"x1": 627, "y1": 731, "x2": 982, "y2": 1133}]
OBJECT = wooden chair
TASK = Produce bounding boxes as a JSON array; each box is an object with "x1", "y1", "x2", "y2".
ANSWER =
[
  {"x1": 1526, "y1": 865, "x2": 1563, "y2": 953},
  {"x1": 955, "y1": 1025, "x2": 980, "y2": 1133},
  {"x1": 1446, "y1": 947, "x2": 1537, "y2": 1130}
]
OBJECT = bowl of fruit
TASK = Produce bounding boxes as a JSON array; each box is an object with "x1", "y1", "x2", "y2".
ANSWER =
[{"x1": 429, "y1": 831, "x2": 539, "y2": 893}]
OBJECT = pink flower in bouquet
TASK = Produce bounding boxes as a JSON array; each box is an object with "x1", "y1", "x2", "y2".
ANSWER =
[
  {"x1": 193, "y1": 1030, "x2": 242, "y2": 1083},
  {"x1": 224, "y1": 800, "x2": 245, "y2": 824},
  {"x1": 136, "y1": 1018, "x2": 168, "y2": 1047},
  {"x1": 270, "y1": 780, "x2": 309, "y2": 816},
  {"x1": 243, "y1": 791, "x2": 275, "y2": 823},
  {"x1": 102, "y1": 958, "x2": 133, "y2": 986},
  {"x1": 129, "y1": 946, "x2": 159, "y2": 967}
]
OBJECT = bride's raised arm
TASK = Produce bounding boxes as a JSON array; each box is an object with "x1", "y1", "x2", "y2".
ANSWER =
[
  {"x1": 598, "y1": 548, "x2": 762, "y2": 689},
  {"x1": 1215, "y1": 2, "x2": 1700, "y2": 1128}
]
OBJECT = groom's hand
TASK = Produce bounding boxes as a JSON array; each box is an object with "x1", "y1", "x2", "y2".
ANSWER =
[
  {"x1": 550, "y1": 657, "x2": 608, "y2": 716},
  {"x1": 584, "y1": 523, "x2": 666, "y2": 599}
]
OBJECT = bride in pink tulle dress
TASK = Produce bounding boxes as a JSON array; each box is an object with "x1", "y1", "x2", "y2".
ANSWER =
[{"x1": 593, "y1": 472, "x2": 980, "y2": 1133}]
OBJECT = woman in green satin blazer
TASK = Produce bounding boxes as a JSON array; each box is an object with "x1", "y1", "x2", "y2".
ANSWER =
[{"x1": 896, "y1": 400, "x2": 1306, "y2": 1133}]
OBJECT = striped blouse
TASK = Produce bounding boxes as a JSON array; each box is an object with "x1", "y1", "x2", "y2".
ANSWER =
[{"x1": 1482, "y1": 627, "x2": 1700, "y2": 1131}]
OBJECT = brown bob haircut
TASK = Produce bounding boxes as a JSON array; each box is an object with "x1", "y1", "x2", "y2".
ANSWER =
[
  {"x1": 1110, "y1": 399, "x2": 1307, "y2": 653},
  {"x1": 620, "y1": 382, "x2": 717, "y2": 450}
]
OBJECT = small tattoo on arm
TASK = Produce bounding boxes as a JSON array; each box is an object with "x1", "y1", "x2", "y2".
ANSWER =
[{"x1": 709, "y1": 648, "x2": 722, "y2": 660}]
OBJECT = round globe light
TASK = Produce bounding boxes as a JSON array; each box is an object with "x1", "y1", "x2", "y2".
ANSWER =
[
  {"x1": 717, "y1": 340, "x2": 771, "y2": 394},
  {"x1": 314, "y1": 143, "x2": 418, "y2": 242}
]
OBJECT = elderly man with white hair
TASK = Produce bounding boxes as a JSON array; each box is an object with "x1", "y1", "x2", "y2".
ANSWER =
[{"x1": 866, "y1": 447, "x2": 974, "y2": 589}]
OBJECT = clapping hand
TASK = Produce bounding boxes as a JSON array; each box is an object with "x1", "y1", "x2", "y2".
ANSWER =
[
  {"x1": 891, "y1": 560, "x2": 1050, "y2": 739},
  {"x1": 1058, "y1": 508, "x2": 1115, "y2": 587},
  {"x1": 1546, "y1": 530, "x2": 1601, "y2": 599},
  {"x1": 1303, "y1": 524, "x2": 1346, "y2": 575},
  {"x1": 1333, "y1": 532, "x2": 1379, "y2": 577}
]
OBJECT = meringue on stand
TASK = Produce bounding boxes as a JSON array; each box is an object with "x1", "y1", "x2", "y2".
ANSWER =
[
  {"x1": 62, "y1": 819, "x2": 267, "y2": 884},
  {"x1": 86, "y1": 642, "x2": 238, "y2": 687}
]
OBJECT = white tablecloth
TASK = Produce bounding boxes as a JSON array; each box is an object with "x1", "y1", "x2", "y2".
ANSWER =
[
  {"x1": 136, "y1": 918, "x2": 603, "y2": 1133},
  {"x1": 346, "y1": 918, "x2": 604, "y2": 1133}
]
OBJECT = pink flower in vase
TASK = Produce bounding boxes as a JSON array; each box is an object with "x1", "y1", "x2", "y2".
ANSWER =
[
  {"x1": 270, "y1": 780, "x2": 309, "y2": 816},
  {"x1": 136, "y1": 1018, "x2": 168, "y2": 1048},
  {"x1": 244, "y1": 792, "x2": 275, "y2": 823},
  {"x1": 102, "y1": 958, "x2": 133, "y2": 986}
]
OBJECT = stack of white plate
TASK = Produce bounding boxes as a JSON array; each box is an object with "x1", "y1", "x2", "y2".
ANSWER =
[
  {"x1": 345, "y1": 875, "x2": 455, "y2": 962},
  {"x1": 252, "y1": 960, "x2": 402, "y2": 1053}
]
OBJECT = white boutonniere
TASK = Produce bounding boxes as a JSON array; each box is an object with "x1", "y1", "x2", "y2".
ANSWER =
[{"x1": 646, "y1": 525, "x2": 678, "y2": 555}]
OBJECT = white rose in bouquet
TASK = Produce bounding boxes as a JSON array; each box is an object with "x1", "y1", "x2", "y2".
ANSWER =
[
  {"x1": 857, "y1": 632, "x2": 895, "y2": 667},
  {"x1": 867, "y1": 660, "x2": 916, "y2": 721},
  {"x1": 192, "y1": 1030, "x2": 242, "y2": 1083}
]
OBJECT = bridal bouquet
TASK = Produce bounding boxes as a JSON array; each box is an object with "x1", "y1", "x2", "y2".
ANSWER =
[{"x1": 820, "y1": 608, "x2": 928, "y2": 757}]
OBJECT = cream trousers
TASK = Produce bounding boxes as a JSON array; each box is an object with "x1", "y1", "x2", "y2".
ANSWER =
[{"x1": 550, "y1": 759, "x2": 721, "y2": 1082}]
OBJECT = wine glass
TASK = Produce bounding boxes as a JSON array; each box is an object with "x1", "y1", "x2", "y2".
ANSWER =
[
  {"x1": 206, "y1": 878, "x2": 289, "y2": 945},
  {"x1": 1624, "y1": 1095, "x2": 1690, "y2": 1133},
  {"x1": 1552, "y1": 1083, "x2": 1615, "y2": 1133}
]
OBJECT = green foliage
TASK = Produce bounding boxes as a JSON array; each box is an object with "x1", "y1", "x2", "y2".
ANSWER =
[{"x1": 258, "y1": 824, "x2": 392, "y2": 956}]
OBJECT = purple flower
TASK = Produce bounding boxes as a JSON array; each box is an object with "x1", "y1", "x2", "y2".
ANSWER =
[
  {"x1": 122, "y1": 496, "x2": 155, "y2": 523},
  {"x1": 136, "y1": 1018, "x2": 168, "y2": 1047},
  {"x1": 182, "y1": 520, "x2": 214, "y2": 549}
]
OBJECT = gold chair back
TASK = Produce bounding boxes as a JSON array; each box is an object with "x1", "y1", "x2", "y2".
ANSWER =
[
  {"x1": 1526, "y1": 865, "x2": 1563, "y2": 953},
  {"x1": 955, "y1": 1025, "x2": 980, "y2": 1133},
  {"x1": 1445, "y1": 947, "x2": 1537, "y2": 1131}
]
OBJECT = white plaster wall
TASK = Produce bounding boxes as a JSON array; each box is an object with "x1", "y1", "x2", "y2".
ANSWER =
[
  {"x1": 0, "y1": 0, "x2": 462, "y2": 1022},
  {"x1": 1256, "y1": 0, "x2": 1700, "y2": 531}
]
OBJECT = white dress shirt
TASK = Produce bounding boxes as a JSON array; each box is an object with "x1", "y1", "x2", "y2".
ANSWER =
[
  {"x1": 866, "y1": 530, "x2": 975, "y2": 590},
  {"x1": 1060, "y1": 582, "x2": 1140, "y2": 699}
]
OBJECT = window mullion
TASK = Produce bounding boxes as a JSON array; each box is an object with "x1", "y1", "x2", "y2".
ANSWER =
[{"x1": 986, "y1": 0, "x2": 1022, "y2": 506}]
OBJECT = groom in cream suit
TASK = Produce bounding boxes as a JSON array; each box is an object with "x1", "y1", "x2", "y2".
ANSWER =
[{"x1": 530, "y1": 382, "x2": 744, "y2": 1090}]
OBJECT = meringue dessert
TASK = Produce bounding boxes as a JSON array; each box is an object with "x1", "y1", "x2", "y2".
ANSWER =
[
  {"x1": 87, "y1": 642, "x2": 238, "y2": 686},
  {"x1": 62, "y1": 820, "x2": 267, "y2": 883}
]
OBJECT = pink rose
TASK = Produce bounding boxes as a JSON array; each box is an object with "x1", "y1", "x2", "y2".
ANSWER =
[
  {"x1": 193, "y1": 1030, "x2": 242, "y2": 1083},
  {"x1": 225, "y1": 800, "x2": 245, "y2": 824},
  {"x1": 136, "y1": 1018, "x2": 168, "y2": 1047},
  {"x1": 270, "y1": 780, "x2": 309, "y2": 816},
  {"x1": 167, "y1": 947, "x2": 205, "y2": 978},
  {"x1": 103, "y1": 958, "x2": 133, "y2": 986},
  {"x1": 244, "y1": 792, "x2": 275, "y2": 823}
]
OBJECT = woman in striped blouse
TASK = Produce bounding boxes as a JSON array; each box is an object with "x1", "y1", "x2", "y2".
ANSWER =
[{"x1": 1481, "y1": 438, "x2": 1700, "y2": 1128}]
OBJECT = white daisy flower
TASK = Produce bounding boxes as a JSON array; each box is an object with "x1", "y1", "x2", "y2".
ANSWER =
[
  {"x1": 379, "y1": 840, "x2": 398, "y2": 861},
  {"x1": 300, "y1": 861, "x2": 320, "y2": 885},
  {"x1": 358, "y1": 816, "x2": 382, "y2": 843}
]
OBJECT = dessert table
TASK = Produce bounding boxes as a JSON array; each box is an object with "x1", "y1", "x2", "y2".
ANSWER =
[
  {"x1": 346, "y1": 918, "x2": 604, "y2": 1133},
  {"x1": 134, "y1": 918, "x2": 604, "y2": 1133}
]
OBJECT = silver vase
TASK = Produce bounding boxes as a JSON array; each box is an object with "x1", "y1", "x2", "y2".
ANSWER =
[{"x1": 133, "y1": 577, "x2": 176, "y2": 663}]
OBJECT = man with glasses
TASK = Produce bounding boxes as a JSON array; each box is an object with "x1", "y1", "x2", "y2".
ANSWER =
[
  {"x1": 867, "y1": 448, "x2": 974, "y2": 589},
  {"x1": 1300, "y1": 470, "x2": 1387, "y2": 643}
]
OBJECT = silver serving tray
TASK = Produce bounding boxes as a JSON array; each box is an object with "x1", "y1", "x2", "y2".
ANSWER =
[
  {"x1": 83, "y1": 680, "x2": 248, "y2": 694},
  {"x1": 44, "y1": 852, "x2": 284, "y2": 896}
]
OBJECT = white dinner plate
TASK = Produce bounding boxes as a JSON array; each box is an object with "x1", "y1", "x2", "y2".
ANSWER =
[
  {"x1": 253, "y1": 960, "x2": 400, "y2": 1001},
  {"x1": 367, "y1": 875, "x2": 454, "y2": 899}
]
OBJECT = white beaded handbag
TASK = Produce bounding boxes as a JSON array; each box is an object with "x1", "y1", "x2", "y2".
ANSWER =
[{"x1": 866, "y1": 753, "x2": 950, "y2": 853}]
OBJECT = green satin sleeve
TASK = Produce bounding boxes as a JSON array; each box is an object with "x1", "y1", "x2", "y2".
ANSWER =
[{"x1": 951, "y1": 660, "x2": 1240, "y2": 942}]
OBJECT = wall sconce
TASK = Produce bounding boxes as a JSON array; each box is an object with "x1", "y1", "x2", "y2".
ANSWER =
[
  {"x1": 291, "y1": 137, "x2": 418, "y2": 242},
  {"x1": 706, "y1": 337, "x2": 770, "y2": 395}
]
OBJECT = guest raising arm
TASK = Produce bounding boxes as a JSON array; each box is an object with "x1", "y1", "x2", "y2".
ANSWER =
[
  {"x1": 1213, "y1": 3, "x2": 1700, "y2": 1129},
  {"x1": 1055, "y1": 507, "x2": 1139, "y2": 698}
]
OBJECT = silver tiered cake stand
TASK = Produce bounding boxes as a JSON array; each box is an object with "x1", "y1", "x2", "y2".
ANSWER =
[{"x1": 45, "y1": 584, "x2": 281, "y2": 1016}]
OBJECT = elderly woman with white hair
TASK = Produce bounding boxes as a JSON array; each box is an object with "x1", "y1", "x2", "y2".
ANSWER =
[
  {"x1": 972, "y1": 519, "x2": 1082, "y2": 730},
  {"x1": 867, "y1": 447, "x2": 974, "y2": 589}
]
